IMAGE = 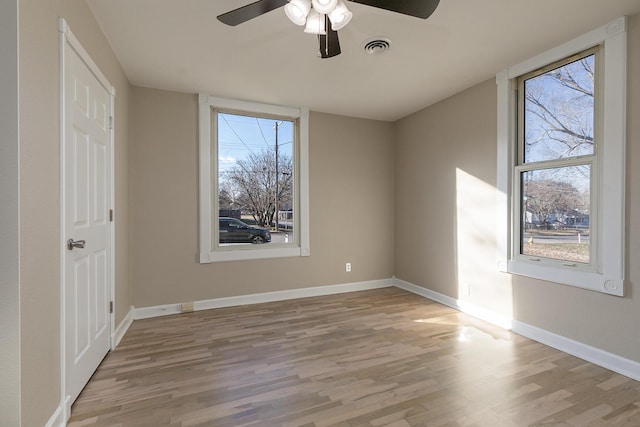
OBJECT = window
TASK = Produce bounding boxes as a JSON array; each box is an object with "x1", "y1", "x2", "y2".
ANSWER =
[
  {"x1": 517, "y1": 49, "x2": 597, "y2": 267},
  {"x1": 496, "y1": 17, "x2": 627, "y2": 295},
  {"x1": 199, "y1": 95, "x2": 310, "y2": 262}
]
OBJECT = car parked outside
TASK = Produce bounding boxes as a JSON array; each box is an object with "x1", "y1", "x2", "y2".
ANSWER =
[
  {"x1": 544, "y1": 220, "x2": 564, "y2": 230},
  {"x1": 219, "y1": 217, "x2": 271, "y2": 244}
]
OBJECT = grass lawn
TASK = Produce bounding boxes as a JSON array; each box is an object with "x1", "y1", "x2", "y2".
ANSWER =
[{"x1": 522, "y1": 243, "x2": 589, "y2": 264}]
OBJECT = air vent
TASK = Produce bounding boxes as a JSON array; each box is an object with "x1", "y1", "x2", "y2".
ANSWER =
[{"x1": 362, "y1": 38, "x2": 391, "y2": 55}]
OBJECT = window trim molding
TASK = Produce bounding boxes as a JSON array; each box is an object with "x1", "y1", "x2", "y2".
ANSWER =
[
  {"x1": 496, "y1": 16, "x2": 626, "y2": 296},
  {"x1": 198, "y1": 94, "x2": 310, "y2": 263}
]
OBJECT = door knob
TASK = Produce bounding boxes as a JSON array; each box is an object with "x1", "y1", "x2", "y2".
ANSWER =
[{"x1": 67, "y1": 239, "x2": 86, "y2": 250}]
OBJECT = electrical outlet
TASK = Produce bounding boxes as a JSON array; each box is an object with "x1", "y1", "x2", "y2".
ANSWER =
[
  {"x1": 345, "y1": 262, "x2": 351, "y2": 272},
  {"x1": 463, "y1": 283, "x2": 470, "y2": 297}
]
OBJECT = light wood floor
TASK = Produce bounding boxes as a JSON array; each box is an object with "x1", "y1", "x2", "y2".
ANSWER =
[{"x1": 68, "y1": 288, "x2": 640, "y2": 426}]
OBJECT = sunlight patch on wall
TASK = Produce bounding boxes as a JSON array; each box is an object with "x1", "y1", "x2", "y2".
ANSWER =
[{"x1": 455, "y1": 168, "x2": 513, "y2": 321}]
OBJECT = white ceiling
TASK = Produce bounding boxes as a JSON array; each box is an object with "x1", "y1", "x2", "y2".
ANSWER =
[{"x1": 87, "y1": 0, "x2": 640, "y2": 122}]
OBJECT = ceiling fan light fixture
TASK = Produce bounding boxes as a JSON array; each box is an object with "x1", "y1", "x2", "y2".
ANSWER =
[
  {"x1": 284, "y1": 0, "x2": 311, "y2": 26},
  {"x1": 304, "y1": 9, "x2": 326, "y2": 35},
  {"x1": 311, "y1": 0, "x2": 338, "y2": 14},
  {"x1": 328, "y1": 1, "x2": 352, "y2": 30}
]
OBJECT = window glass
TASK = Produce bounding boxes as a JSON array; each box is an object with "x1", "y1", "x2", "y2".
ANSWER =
[
  {"x1": 520, "y1": 165, "x2": 590, "y2": 264},
  {"x1": 215, "y1": 111, "x2": 295, "y2": 248},
  {"x1": 523, "y1": 54, "x2": 595, "y2": 163}
]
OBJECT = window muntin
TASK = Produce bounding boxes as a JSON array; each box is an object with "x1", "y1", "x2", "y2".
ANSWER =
[{"x1": 214, "y1": 111, "x2": 296, "y2": 250}]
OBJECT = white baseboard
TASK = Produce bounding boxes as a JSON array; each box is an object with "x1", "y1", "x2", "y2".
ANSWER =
[
  {"x1": 134, "y1": 279, "x2": 393, "y2": 320},
  {"x1": 511, "y1": 320, "x2": 640, "y2": 382},
  {"x1": 393, "y1": 277, "x2": 640, "y2": 382},
  {"x1": 112, "y1": 305, "x2": 134, "y2": 348},
  {"x1": 45, "y1": 403, "x2": 65, "y2": 427}
]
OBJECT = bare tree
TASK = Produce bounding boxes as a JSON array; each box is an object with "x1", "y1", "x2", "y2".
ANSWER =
[
  {"x1": 218, "y1": 187, "x2": 234, "y2": 210},
  {"x1": 222, "y1": 148, "x2": 292, "y2": 228},
  {"x1": 524, "y1": 56, "x2": 594, "y2": 161},
  {"x1": 524, "y1": 179, "x2": 586, "y2": 228}
]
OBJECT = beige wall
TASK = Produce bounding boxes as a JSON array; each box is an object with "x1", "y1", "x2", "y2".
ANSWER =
[
  {"x1": 18, "y1": 1, "x2": 131, "y2": 425},
  {"x1": 395, "y1": 13, "x2": 640, "y2": 362},
  {"x1": 129, "y1": 87, "x2": 395, "y2": 307}
]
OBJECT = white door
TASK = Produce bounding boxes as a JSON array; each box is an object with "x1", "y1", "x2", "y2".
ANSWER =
[{"x1": 62, "y1": 26, "x2": 113, "y2": 408}]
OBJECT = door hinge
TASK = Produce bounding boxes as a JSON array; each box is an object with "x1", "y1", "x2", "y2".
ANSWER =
[
  {"x1": 109, "y1": 209, "x2": 113, "y2": 222},
  {"x1": 109, "y1": 116, "x2": 114, "y2": 130},
  {"x1": 110, "y1": 301, "x2": 113, "y2": 314}
]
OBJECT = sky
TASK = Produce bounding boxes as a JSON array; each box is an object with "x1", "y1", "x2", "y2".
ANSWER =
[{"x1": 216, "y1": 112, "x2": 294, "y2": 178}]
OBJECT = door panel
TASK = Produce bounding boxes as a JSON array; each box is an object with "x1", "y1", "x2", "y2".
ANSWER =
[
  {"x1": 73, "y1": 128, "x2": 90, "y2": 226},
  {"x1": 94, "y1": 249, "x2": 108, "y2": 335},
  {"x1": 73, "y1": 256, "x2": 91, "y2": 360}
]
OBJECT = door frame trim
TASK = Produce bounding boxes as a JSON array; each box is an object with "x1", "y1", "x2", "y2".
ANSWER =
[{"x1": 59, "y1": 17, "x2": 116, "y2": 420}]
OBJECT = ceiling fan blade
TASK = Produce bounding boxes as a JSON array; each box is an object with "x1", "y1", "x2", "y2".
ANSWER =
[
  {"x1": 318, "y1": 16, "x2": 341, "y2": 58},
  {"x1": 217, "y1": 0, "x2": 289, "y2": 26},
  {"x1": 349, "y1": 0, "x2": 439, "y2": 19}
]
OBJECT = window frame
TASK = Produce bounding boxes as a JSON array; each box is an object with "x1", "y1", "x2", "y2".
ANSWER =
[
  {"x1": 199, "y1": 95, "x2": 310, "y2": 263},
  {"x1": 496, "y1": 16, "x2": 627, "y2": 296}
]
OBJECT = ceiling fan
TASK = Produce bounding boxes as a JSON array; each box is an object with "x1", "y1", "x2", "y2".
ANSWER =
[{"x1": 217, "y1": 0, "x2": 440, "y2": 58}]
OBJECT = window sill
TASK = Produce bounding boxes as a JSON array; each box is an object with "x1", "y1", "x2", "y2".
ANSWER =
[
  {"x1": 507, "y1": 259, "x2": 623, "y2": 296},
  {"x1": 200, "y1": 246, "x2": 310, "y2": 263}
]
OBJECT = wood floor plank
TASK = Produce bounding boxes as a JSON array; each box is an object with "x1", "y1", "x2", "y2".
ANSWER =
[{"x1": 68, "y1": 288, "x2": 640, "y2": 426}]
